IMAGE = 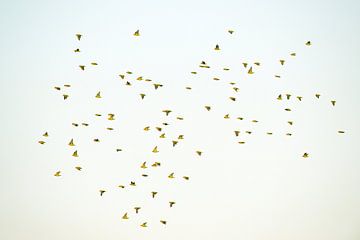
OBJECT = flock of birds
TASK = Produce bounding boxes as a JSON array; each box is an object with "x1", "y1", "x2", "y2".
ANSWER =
[{"x1": 38, "y1": 29, "x2": 345, "y2": 228}]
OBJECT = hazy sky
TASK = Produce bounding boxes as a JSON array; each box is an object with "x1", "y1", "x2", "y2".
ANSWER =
[{"x1": 0, "y1": 0, "x2": 360, "y2": 239}]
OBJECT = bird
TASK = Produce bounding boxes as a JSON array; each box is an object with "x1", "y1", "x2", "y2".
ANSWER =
[
  {"x1": 122, "y1": 213, "x2": 129, "y2": 220},
  {"x1": 133, "y1": 30, "x2": 140, "y2": 36},
  {"x1": 238, "y1": 141, "x2": 245, "y2": 144},
  {"x1": 338, "y1": 130, "x2": 345, "y2": 134},
  {"x1": 254, "y1": 62, "x2": 261, "y2": 66},
  {"x1": 168, "y1": 173, "x2": 175, "y2": 179},
  {"x1": 107, "y1": 113, "x2": 115, "y2": 120},
  {"x1": 99, "y1": 190, "x2": 106, "y2": 196},
  {"x1": 91, "y1": 62, "x2": 98, "y2": 66},
  {"x1": 64, "y1": 84, "x2": 71, "y2": 88},
  {"x1": 288, "y1": 121, "x2": 293, "y2": 125},
  {"x1": 302, "y1": 153, "x2": 309, "y2": 158},
  {"x1": 162, "y1": 110, "x2": 172, "y2": 116},
  {"x1": 75, "y1": 33, "x2": 82, "y2": 41},
  {"x1": 151, "y1": 191, "x2": 158, "y2": 198},
  {"x1": 74, "y1": 48, "x2": 80, "y2": 53},
  {"x1": 160, "y1": 220, "x2": 167, "y2": 225},
  {"x1": 169, "y1": 201, "x2": 176, "y2": 207},
  {"x1": 140, "y1": 222, "x2": 148, "y2": 228},
  {"x1": 305, "y1": 41, "x2": 311, "y2": 46},
  {"x1": 228, "y1": 29, "x2": 234, "y2": 34},
  {"x1": 42, "y1": 132, "x2": 49, "y2": 137},
  {"x1": 72, "y1": 123, "x2": 79, "y2": 127},
  {"x1": 290, "y1": 52, "x2": 296, "y2": 56},
  {"x1": 315, "y1": 93, "x2": 321, "y2": 99},
  {"x1": 242, "y1": 63, "x2": 248, "y2": 68},
  {"x1": 286, "y1": 94, "x2": 291, "y2": 100},
  {"x1": 72, "y1": 150, "x2": 78, "y2": 157},
  {"x1": 118, "y1": 185, "x2": 125, "y2": 189},
  {"x1": 178, "y1": 135, "x2": 184, "y2": 139},
  {"x1": 159, "y1": 133, "x2": 166, "y2": 138},
  {"x1": 196, "y1": 151, "x2": 202, "y2": 156},
  {"x1": 140, "y1": 93, "x2": 146, "y2": 99},
  {"x1": 214, "y1": 44, "x2": 220, "y2": 50},
  {"x1": 280, "y1": 60, "x2": 285, "y2": 65},
  {"x1": 75, "y1": 166, "x2": 82, "y2": 171},
  {"x1": 54, "y1": 171, "x2": 61, "y2": 177},
  {"x1": 134, "y1": 207, "x2": 141, "y2": 214},
  {"x1": 68, "y1": 139, "x2": 75, "y2": 146},
  {"x1": 205, "y1": 106, "x2": 211, "y2": 111},
  {"x1": 229, "y1": 97, "x2": 236, "y2": 101},
  {"x1": 63, "y1": 94, "x2": 69, "y2": 100},
  {"x1": 79, "y1": 65, "x2": 85, "y2": 70},
  {"x1": 95, "y1": 92, "x2": 102, "y2": 98},
  {"x1": 141, "y1": 162, "x2": 147, "y2": 169},
  {"x1": 130, "y1": 182, "x2": 136, "y2": 186},
  {"x1": 284, "y1": 108, "x2": 291, "y2": 111},
  {"x1": 247, "y1": 67, "x2": 254, "y2": 74},
  {"x1": 172, "y1": 140, "x2": 178, "y2": 147},
  {"x1": 152, "y1": 146, "x2": 159, "y2": 153},
  {"x1": 93, "y1": 138, "x2": 100, "y2": 142},
  {"x1": 224, "y1": 114, "x2": 230, "y2": 119},
  {"x1": 81, "y1": 123, "x2": 89, "y2": 126},
  {"x1": 54, "y1": 86, "x2": 61, "y2": 91},
  {"x1": 144, "y1": 126, "x2": 150, "y2": 131},
  {"x1": 153, "y1": 83, "x2": 163, "y2": 89},
  {"x1": 183, "y1": 176, "x2": 190, "y2": 180},
  {"x1": 234, "y1": 131, "x2": 240, "y2": 137},
  {"x1": 297, "y1": 96, "x2": 303, "y2": 101},
  {"x1": 331, "y1": 100, "x2": 336, "y2": 106}
]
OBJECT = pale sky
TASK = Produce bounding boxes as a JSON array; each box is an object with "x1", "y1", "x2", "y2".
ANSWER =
[{"x1": 0, "y1": 0, "x2": 360, "y2": 239}]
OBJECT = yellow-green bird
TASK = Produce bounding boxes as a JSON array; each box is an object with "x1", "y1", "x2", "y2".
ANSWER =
[
  {"x1": 75, "y1": 33, "x2": 82, "y2": 41},
  {"x1": 133, "y1": 30, "x2": 140, "y2": 36}
]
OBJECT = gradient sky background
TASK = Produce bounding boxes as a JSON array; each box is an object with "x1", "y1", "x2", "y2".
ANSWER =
[{"x1": 1, "y1": 0, "x2": 360, "y2": 239}]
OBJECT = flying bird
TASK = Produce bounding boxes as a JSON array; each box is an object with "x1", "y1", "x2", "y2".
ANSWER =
[
  {"x1": 151, "y1": 191, "x2": 158, "y2": 198},
  {"x1": 75, "y1": 34, "x2": 82, "y2": 41},
  {"x1": 68, "y1": 139, "x2": 75, "y2": 146},
  {"x1": 133, "y1": 30, "x2": 140, "y2": 36},
  {"x1": 134, "y1": 207, "x2": 141, "y2": 214},
  {"x1": 122, "y1": 213, "x2": 129, "y2": 220},
  {"x1": 152, "y1": 146, "x2": 159, "y2": 153}
]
